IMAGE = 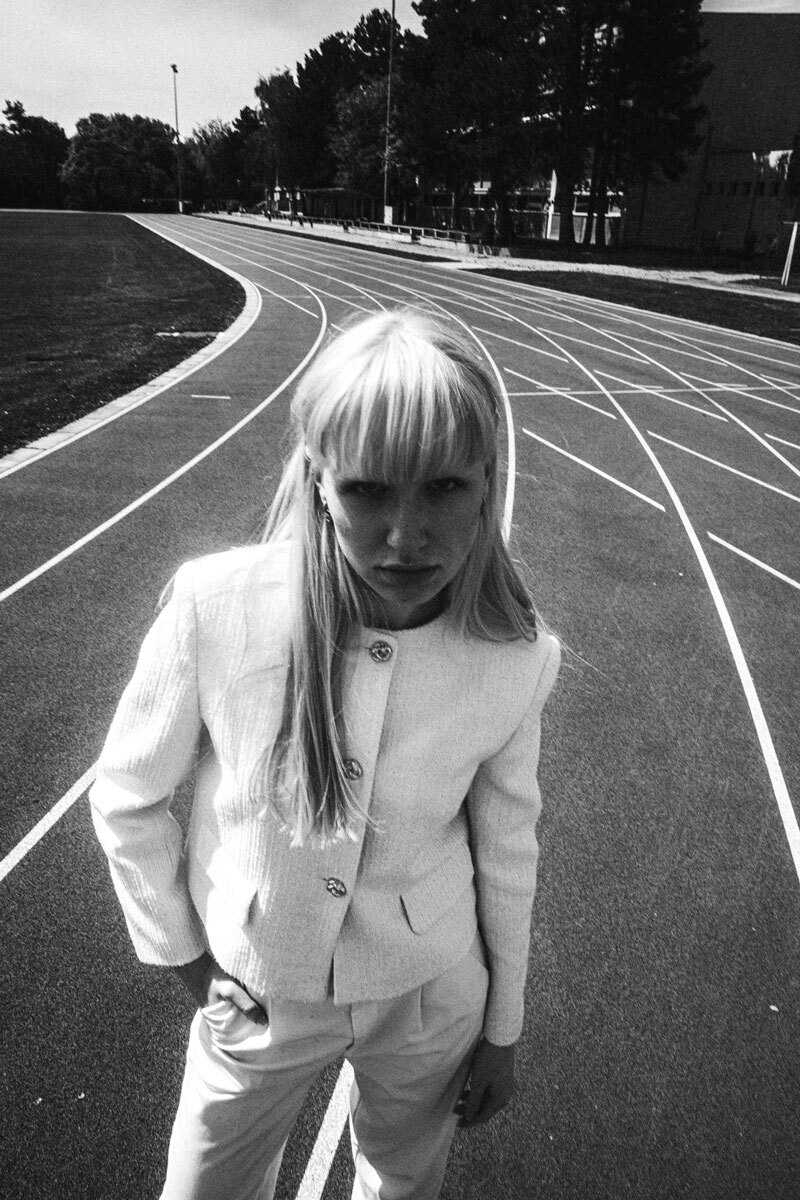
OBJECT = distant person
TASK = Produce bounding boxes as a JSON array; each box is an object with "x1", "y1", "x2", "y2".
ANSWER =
[{"x1": 90, "y1": 308, "x2": 561, "y2": 1200}]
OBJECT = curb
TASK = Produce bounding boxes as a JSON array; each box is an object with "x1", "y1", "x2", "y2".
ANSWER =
[{"x1": 0, "y1": 223, "x2": 262, "y2": 481}]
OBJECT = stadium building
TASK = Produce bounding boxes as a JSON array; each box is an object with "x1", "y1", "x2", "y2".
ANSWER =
[{"x1": 624, "y1": 5, "x2": 800, "y2": 252}]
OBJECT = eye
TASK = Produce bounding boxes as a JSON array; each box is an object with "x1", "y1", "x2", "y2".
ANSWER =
[
  {"x1": 429, "y1": 477, "x2": 466, "y2": 496},
  {"x1": 340, "y1": 480, "x2": 387, "y2": 500}
]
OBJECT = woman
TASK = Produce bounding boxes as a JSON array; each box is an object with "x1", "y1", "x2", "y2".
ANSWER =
[{"x1": 90, "y1": 308, "x2": 560, "y2": 1200}]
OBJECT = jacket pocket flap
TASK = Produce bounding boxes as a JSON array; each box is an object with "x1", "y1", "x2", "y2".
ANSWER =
[{"x1": 401, "y1": 855, "x2": 474, "y2": 935}]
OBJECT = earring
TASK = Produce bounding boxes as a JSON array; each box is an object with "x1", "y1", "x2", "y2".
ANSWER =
[{"x1": 320, "y1": 494, "x2": 333, "y2": 525}]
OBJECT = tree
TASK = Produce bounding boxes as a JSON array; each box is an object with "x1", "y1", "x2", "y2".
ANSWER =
[
  {"x1": 0, "y1": 101, "x2": 69, "y2": 207},
  {"x1": 292, "y1": 33, "x2": 358, "y2": 189},
  {"x1": 60, "y1": 113, "x2": 177, "y2": 210},
  {"x1": 538, "y1": 0, "x2": 709, "y2": 247},
  {"x1": 255, "y1": 71, "x2": 307, "y2": 193},
  {"x1": 187, "y1": 108, "x2": 269, "y2": 207},
  {"x1": 407, "y1": 0, "x2": 546, "y2": 243}
]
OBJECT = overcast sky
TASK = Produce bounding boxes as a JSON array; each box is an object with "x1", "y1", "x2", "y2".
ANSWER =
[{"x1": 3, "y1": 0, "x2": 798, "y2": 138}]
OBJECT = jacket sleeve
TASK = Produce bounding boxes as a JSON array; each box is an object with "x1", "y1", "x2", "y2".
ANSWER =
[
  {"x1": 466, "y1": 632, "x2": 561, "y2": 1045},
  {"x1": 89, "y1": 565, "x2": 207, "y2": 966}
]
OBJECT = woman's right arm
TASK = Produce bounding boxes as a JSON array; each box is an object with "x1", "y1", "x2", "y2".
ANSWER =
[{"x1": 89, "y1": 567, "x2": 208, "y2": 968}]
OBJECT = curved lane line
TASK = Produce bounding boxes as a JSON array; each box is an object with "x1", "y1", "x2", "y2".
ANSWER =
[
  {"x1": 0, "y1": 294, "x2": 328, "y2": 884},
  {"x1": 505, "y1": 310, "x2": 800, "y2": 884},
  {"x1": 0, "y1": 219, "x2": 263, "y2": 481},
  {"x1": 0, "y1": 295, "x2": 327, "y2": 605},
  {"x1": 503, "y1": 292, "x2": 800, "y2": 482}
]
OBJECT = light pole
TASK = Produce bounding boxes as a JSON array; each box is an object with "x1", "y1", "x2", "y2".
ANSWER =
[
  {"x1": 382, "y1": 0, "x2": 396, "y2": 224},
  {"x1": 171, "y1": 63, "x2": 184, "y2": 214}
]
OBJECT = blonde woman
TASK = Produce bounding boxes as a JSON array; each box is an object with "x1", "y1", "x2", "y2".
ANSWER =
[{"x1": 90, "y1": 309, "x2": 561, "y2": 1200}]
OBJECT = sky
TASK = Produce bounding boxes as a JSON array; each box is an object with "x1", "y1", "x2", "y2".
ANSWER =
[
  {"x1": 2, "y1": 1, "x2": 424, "y2": 137},
  {"x1": 3, "y1": 0, "x2": 799, "y2": 139}
]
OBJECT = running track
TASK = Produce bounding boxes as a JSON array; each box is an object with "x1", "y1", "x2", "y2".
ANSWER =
[{"x1": 1, "y1": 214, "x2": 798, "y2": 1200}]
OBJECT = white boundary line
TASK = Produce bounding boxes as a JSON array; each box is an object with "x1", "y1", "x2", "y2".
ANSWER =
[
  {"x1": 0, "y1": 308, "x2": 327, "y2": 606},
  {"x1": 0, "y1": 219, "x2": 263, "y2": 481},
  {"x1": 707, "y1": 532, "x2": 800, "y2": 591}
]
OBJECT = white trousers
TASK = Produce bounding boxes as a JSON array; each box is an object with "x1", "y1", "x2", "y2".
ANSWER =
[{"x1": 160, "y1": 941, "x2": 488, "y2": 1200}]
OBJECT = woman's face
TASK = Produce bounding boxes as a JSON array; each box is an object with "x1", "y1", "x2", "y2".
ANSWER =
[{"x1": 318, "y1": 457, "x2": 489, "y2": 630}]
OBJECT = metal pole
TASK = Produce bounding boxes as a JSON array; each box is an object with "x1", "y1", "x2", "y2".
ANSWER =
[
  {"x1": 382, "y1": 0, "x2": 396, "y2": 222},
  {"x1": 171, "y1": 63, "x2": 184, "y2": 214}
]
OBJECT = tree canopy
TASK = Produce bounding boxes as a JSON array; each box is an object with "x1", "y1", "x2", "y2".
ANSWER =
[
  {"x1": 3, "y1": 1, "x2": 711, "y2": 238},
  {"x1": 0, "y1": 102, "x2": 69, "y2": 207}
]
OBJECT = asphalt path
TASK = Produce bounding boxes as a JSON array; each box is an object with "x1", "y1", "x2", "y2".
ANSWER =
[{"x1": 1, "y1": 214, "x2": 798, "y2": 1200}]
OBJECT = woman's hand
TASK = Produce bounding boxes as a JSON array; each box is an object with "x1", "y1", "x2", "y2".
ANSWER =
[
  {"x1": 172, "y1": 951, "x2": 269, "y2": 1025},
  {"x1": 454, "y1": 1038, "x2": 516, "y2": 1127}
]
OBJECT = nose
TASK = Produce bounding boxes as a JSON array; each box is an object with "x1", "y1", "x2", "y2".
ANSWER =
[{"x1": 385, "y1": 500, "x2": 427, "y2": 557}]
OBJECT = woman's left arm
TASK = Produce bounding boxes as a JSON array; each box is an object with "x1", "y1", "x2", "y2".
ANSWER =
[{"x1": 465, "y1": 633, "x2": 561, "y2": 1055}]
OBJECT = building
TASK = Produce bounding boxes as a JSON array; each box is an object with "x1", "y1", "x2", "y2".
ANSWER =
[{"x1": 624, "y1": 7, "x2": 800, "y2": 252}]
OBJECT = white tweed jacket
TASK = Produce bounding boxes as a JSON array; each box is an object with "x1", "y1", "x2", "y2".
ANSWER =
[{"x1": 90, "y1": 542, "x2": 560, "y2": 1045}]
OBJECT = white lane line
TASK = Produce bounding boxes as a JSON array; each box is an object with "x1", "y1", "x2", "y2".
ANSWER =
[
  {"x1": 0, "y1": 276, "x2": 262, "y2": 482},
  {"x1": 595, "y1": 371, "x2": 727, "y2": 420},
  {"x1": 522, "y1": 428, "x2": 666, "y2": 511},
  {"x1": 295, "y1": 1060, "x2": 354, "y2": 1200},
  {"x1": 471, "y1": 325, "x2": 569, "y2": 363},
  {"x1": 501, "y1": 285, "x2": 800, "y2": 486},
  {"x1": 766, "y1": 433, "x2": 800, "y2": 452},
  {"x1": 761, "y1": 374, "x2": 800, "y2": 387},
  {"x1": 647, "y1": 431, "x2": 800, "y2": 505},
  {"x1": 707, "y1": 532, "x2": 800, "y2": 591},
  {"x1": 681, "y1": 372, "x2": 800, "y2": 416},
  {"x1": 191, "y1": 394, "x2": 231, "y2": 400},
  {"x1": 505, "y1": 369, "x2": 616, "y2": 418},
  {"x1": 0, "y1": 300, "x2": 327, "y2": 606},
  {"x1": 543, "y1": 327, "x2": 667, "y2": 365},
  {"x1": 0, "y1": 765, "x2": 96, "y2": 885},
  {"x1": 255, "y1": 281, "x2": 321, "y2": 318},
  {"x1": 147, "y1": 219, "x2": 386, "y2": 320},
  {"x1": 460, "y1": 292, "x2": 800, "y2": 885}
]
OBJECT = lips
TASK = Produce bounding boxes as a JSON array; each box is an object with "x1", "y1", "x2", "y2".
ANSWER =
[{"x1": 375, "y1": 565, "x2": 439, "y2": 587}]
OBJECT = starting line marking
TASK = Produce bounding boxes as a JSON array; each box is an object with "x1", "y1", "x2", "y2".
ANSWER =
[
  {"x1": 522, "y1": 427, "x2": 666, "y2": 511},
  {"x1": 647, "y1": 432, "x2": 800, "y2": 505},
  {"x1": 708, "y1": 533, "x2": 800, "y2": 591}
]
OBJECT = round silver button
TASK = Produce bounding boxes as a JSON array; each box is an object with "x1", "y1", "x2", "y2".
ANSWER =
[
  {"x1": 325, "y1": 877, "x2": 347, "y2": 897},
  {"x1": 342, "y1": 758, "x2": 363, "y2": 780},
  {"x1": 369, "y1": 641, "x2": 393, "y2": 663}
]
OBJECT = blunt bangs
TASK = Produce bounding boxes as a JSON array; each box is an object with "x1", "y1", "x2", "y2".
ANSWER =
[{"x1": 298, "y1": 311, "x2": 499, "y2": 481}]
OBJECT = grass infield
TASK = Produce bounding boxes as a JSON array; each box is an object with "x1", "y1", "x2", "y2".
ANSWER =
[
  {"x1": 0, "y1": 212, "x2": 244, "y2": 458},
  {"x1": 481, "y1": 268, "x2": 800, "y2": 346}
]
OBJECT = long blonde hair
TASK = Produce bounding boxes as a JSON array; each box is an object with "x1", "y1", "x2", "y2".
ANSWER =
[{"x1": 260, "y1": 308, "x2": 537, "y2": 845}]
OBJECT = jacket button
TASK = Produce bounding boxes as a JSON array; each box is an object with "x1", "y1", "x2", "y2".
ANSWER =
[
  {"x1": 342, "y1": 758, "x2": 363, "y2": 780},
  {"x1": 325, "y1": 877, "x2": 347, "y2": 897},
  {"x1": 369, "y1": 640, "x2": 393, "y2": 662}
]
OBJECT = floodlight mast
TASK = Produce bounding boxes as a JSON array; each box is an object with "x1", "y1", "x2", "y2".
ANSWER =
[
  {"x1": 171, "y1": 63, "x2": 184, "y2": 214},
  {"x1": 382, "y1": 0, "x2": 396, "y2": 222}
]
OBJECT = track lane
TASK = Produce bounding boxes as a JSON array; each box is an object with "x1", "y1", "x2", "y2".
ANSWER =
[{"x1": 3, "y1": 217, "x2": 798, "y2": 1200}]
